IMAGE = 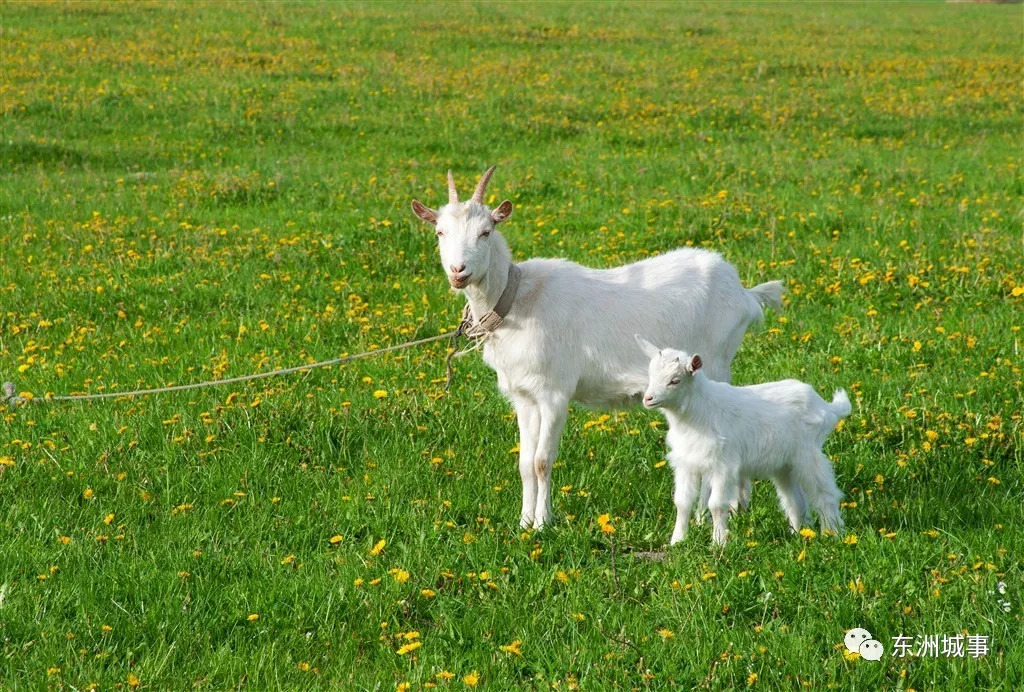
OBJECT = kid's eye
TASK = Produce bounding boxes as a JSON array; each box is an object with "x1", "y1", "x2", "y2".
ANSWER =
[
  {"x1": 669, "y1": 377, "x2": 681, "y2": 386},
  {"x1": 480, "y1": 230, "x2": 490, "y2": 238}
]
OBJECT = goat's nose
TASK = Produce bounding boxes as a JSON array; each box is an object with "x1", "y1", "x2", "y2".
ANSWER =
[
  {"x1": 450, "y1": 264, "x2": 466, "y2": 274},
  {"x1": 643, "y1": 395, "x2": 654, "y2": 404}
]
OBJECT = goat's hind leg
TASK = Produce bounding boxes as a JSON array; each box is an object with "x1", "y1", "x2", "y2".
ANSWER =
[
  {"x1": 797, "y1": 449, "x2": 844, "y2": 534},
  {"x1": 772, "y1": 465, "x2": 807, "y2": 534}
]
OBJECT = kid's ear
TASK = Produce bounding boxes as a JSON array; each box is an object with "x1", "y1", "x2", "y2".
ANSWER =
[
  {"x1": 491, "y1": 200, "x2": 513, "y2": 224},
  {"x1": 634, "y1": 334, "x2": 660, "y2": 360},
  {"x1": 411, "y1": 200, "x2": 438, "y2": 224},
  {"x1": 687, "y1": 354, "x2": 703, "y2": 373}
]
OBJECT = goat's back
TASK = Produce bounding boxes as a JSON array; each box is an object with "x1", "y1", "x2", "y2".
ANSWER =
[{"x1": 490, "y1": 248, "x2": 765, "y2": 406}]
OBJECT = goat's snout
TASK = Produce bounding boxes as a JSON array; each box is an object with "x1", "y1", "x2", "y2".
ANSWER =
[
  {"x1": 448, "y1": 265, "x2": 473, "y2": 289},
  {"x1": 643, "y1": 394, "x2": 655, "y2": 407}
]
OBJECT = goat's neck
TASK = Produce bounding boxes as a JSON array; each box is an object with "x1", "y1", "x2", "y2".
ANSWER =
[
  {"x1": 462, "y1": 233, "x2": 513, "y2": 322},
  {"x1": 665, "y1": 376, "x2": 717, "y2": 431}
]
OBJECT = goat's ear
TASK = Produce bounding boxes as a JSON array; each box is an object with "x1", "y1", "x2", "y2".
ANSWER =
[
  {"x1": 687, "y1": 354, "x2": 703, "y2": 374},
  {"x1": 491, "y1": 200, "x2": 513, "y2": 224},
  {"x1": 634, "y1": 334, "x2": 660, "y2": 360},
  {"x1": 411, "y1": 200, "x2": 438, "y2": 224}
]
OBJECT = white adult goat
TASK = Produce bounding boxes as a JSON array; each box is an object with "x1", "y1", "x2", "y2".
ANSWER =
[
  {"x1": 637, "y1": 336, "x2": 849, "y2": 545},
  {"x1": 411, "y1": 166, "x2": 784, "y2": 529}
]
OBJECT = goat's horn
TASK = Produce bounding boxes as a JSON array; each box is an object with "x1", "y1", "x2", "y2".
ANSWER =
[
  {"x1": 471, "y1": 165, "x2": 497, "y2": 205},
  {"x1": 447, "y1": 170, "x2": 459, "y2": 205}
]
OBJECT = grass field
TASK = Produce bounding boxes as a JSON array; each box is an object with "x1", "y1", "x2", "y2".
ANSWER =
[{"x1": 2, "y1": 1, "x2": 1022, "y2": 688}]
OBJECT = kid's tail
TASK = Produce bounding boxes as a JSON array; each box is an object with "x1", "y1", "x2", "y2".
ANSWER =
[
  {"x1": 826, "y1": 389, "x2": 852, "y2": 426},
  {"x1": 748, "y1": 280, "x2": 785, "y2": 314}
]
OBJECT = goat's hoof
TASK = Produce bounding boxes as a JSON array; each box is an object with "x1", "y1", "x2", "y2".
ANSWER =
[{"x1": 519, "y1": 517, "x2": 535, "y2": 530}]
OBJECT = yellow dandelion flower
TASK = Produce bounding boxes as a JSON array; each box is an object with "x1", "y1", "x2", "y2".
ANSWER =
[
  {"x1": 396, "y1": 641, "x2": 422, "y2": 655},
  {"x1": 747, "y1": 672, "x2": 759, "y2": 685},
  {"x1": 390, "y1": 568, "x2": 410, "y2": 584},
  {"x1": 329, "y1": 535, "x2": 343, "y2": 544},
  {"x1": 499, "y1": 640, "x2": 523, "y2": 656},
  {"x1": 247, "y1": 613, "x2": 259, "y2": 622},
  {"x1": 297, "y1": 661, "x2": 311, "y2": 671},
  {"x1": 128, "y1": 673, "x2": 140, "y2": 688},
  {"x1": 658, "y1": 628, "x2": 674, "y2": 639},
  {"x1": 370, "y1": 539, "x2": 386, "y2": 555},
  {"x1": 798, "y1": 528, "x2": 817, "y2": 539},
  {"x1": 420, "y1": 588, "x2": 436, "y2": 598},
  {"x1": 373, "y1": 390, "x2": 388, "y2": 399},
  {"x1": 463, "y1": 671, "x2": 480, "y2": 686},
  {"x1": 843, "y1": 535, "x2": 858, "y2": 545},
  {"x1": 83, "y1": 488, "x2": 95, "y2": 500}
]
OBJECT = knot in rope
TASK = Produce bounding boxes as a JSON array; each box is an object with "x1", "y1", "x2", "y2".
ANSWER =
[{"x1": 2, "y1": 382, "x2": 24, "y2": 410}]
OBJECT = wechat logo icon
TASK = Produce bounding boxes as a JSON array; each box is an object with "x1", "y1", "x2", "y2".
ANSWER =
[{"x1": 844, "y1": 628, "x2": 883, "y2": 661}]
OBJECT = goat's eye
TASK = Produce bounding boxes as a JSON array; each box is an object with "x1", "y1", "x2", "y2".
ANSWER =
[
  {"x1": 480, "y1": 230, "x2": 490, "y2": 238},
  {"x1": 436, "y1": 230, "x2": 444, "y2": 237},
  {"x1": 669, "y1": 377, "x2": 681, "y2": 386}
]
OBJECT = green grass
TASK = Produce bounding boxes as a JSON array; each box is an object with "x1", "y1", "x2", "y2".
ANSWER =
[{"x1": 1, "y1": 0, "x2": 1022, "y2": 688}]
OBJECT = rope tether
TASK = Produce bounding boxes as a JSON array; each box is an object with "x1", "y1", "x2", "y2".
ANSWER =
[{"x1": 3, "y1": 331, "x2": 458, "y2": 408}]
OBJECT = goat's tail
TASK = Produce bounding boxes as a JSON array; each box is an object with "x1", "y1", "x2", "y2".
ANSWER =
[
  {"x1": 748, "y1": 280, "x2": 785, "y2": 314},
  {"x1": 825, "y1": 389, "x2": 852, "y2": 429}
]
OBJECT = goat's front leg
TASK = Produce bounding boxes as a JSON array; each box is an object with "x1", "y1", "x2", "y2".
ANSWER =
[
  {"x1": 697, "y1": 475, "x2": 751, "y2": 523},
  {"x1": 707, "y1": 470, "x2": 739, "y2": 546},
  {"x1": 512, "y1": 398, "x2": 540, "y2": 529},
  {"x1": 670, "y1": 469, "x2": 701, "y2": 545},
  {"x1": 694, "y1": 475, "x2": 712, "y2": 524},
  {"x1": 531, "y1": 395, "x2": 569, "y2": 529}
]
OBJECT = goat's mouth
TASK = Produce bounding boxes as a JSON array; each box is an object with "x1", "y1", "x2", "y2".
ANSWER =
[
  {"x1": 449, "y1": 273, "x2": 473, "y2": 289},
  {"x1": 643, "y1": 398, "x2": 661, "y2": 409}
]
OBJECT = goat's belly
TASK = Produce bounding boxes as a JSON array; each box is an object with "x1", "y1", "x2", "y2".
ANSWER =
[{"x1": 572, "y1": 380, "x2": 644, "y2": 410}]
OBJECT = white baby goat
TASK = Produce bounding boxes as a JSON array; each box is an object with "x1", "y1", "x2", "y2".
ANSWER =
[
  {"x1": 411, "y1": 166, "x2": 784, "y2": 529},
  {"x1": 637, "y1": 335, "x2": 850, "y2": 545}
]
